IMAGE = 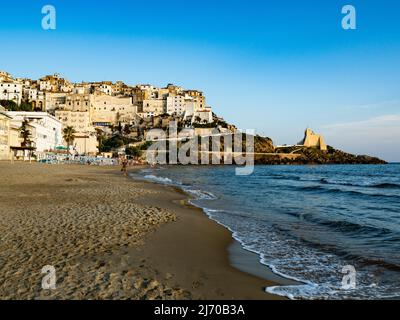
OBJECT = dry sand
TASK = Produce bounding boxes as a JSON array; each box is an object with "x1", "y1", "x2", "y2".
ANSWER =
[{"x1": 0, "y1": 162, "x2": 281, "y2": 300}]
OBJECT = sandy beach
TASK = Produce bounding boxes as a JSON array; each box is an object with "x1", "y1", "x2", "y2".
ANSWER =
[{"x1": 0, "y1": 162, "x2": 281, "y2": 300}]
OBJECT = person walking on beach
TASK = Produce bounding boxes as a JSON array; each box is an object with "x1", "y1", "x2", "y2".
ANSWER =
[{"x1": 121, "y1": 158, "x2": 129, "y2": 176}]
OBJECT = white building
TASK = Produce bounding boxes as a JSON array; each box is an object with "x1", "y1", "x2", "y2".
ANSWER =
[
  {"x1": 23, "y1": 88, "x2": 38, "y2": 102},
  {"x1": 73, "y1": 85, "x2": 89, "y2": 95},
  {"x1": 0, "y1": 82, "x2": 23, "y2": 105},
  {"x1": 182, "y1": 99, "x2": 213, "y2": 124},
  {"x1": 166, "y1": 94, "x2": 186, "y2": 116},
  {"x1": 0, "y1": 112, "x2": 12, "y2": 160},
  {"x1": 38, "y1": 79, "x2": 52, "y2": 92},
  {"x1": 193, "y1": 108, "x2": 213, "y2": 124},
  {"x1": 5, "y1": 112, "x2": 63, "y2": 152},
  {"x1": 166, "y1": 93, "x2": 212, "y2": 123},
  {"x1": 98, "y1": 84, "x2": 113, "y2": 95}
]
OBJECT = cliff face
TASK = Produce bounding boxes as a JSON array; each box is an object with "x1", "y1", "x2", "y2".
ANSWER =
[{"x1": 254, "y1": 135, "x2": 275, "y2": 153}]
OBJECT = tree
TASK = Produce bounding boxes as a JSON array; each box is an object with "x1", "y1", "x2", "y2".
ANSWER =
[
  {"x1": 117, "y1": 122, "x2": 123, "y2": 135},
  {"x1": 123, "y1": 124, "x2": 132, "y2": 136},
  {"x1": 0, "y1": 100, "x2": 18, "y2": 111},
  {"x1": 19, "y1": 120, "x2": 32, "y2": 147},
  {"x1": 95, "y1": 128, "x2": 106, "y2": 152},
  {"x1": 125, "y1": 146, "x2": 143, "y2": 159},
  {"x1": 20, "y1": 101, "x2": 34, "y2": 111},
  {"x1": 0, "y1": 100, "x2": 33, "y2": 111},
  {"x1": 63, "y1": 126, "x2": 76, "y2": 155},
  {"x1": 100, "y1": 135, "x2": 125, "y2": 152},
  {"x1": 140, "y1": 141, "x2": 153, "y2": 151}
]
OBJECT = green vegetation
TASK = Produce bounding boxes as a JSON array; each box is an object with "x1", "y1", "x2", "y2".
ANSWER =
[
  {"x1": 0, "y1": 100, "x2": 34, "y2": 111},
  {"x1": 63, "y1": 126, "x2": 76, "y2": 155},
  {"x1": 95, "y1": 128, "x2": 107, "y2": 152},
  {"x1": 139, "y1": 141, "x2": 153, "y2": 151},
  {"x1": 123, "y1": 124, "x2": 132, "y2": 135},
  {"x1": 19, "y1": 120, "x2": 32, "y2": 147},
  {"x1": 192, "y1": 122, "x2": 218, "y2": 128},
  {"x1": 99, "y1": 135, "x2": 133, "y2": 152},
  {"x1": 125, "y1": 146, "x2": 143, "y2": 158}
]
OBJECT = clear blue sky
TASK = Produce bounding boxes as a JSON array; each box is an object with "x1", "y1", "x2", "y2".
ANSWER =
[{"x1": 1, "y1": 0, "x2": 399, "y2": 161}]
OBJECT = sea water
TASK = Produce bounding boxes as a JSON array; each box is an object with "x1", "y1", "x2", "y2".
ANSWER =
[{"x1": 133, "y1": 164, "x2": 400, "y2": 299}]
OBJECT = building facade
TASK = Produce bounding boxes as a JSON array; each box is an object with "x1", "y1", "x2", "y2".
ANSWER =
[
  {"x1": 139, "y1": 99, "x2": 166, "y2": 118},
  {"x1": 166, "y1": 94, "x2": 186, "y2": 116},
  {"x1": 5, "y1": 112, "x2": 63, "y2": 152},
  {"x1": 55, "y1": 110, "x2": 98, "y2": 154},
  {"x1": 0, "y1": 112, "x2": 12, "y2": 160},
  {"x1": 91, "y1": 94, "x2": 137, "y2": 125},
  {"x1": 0, "y1": 82, "x2": 23, "y2": 105},
  {"x1": 44, "y1": 92, "x2": 67, "y2": 111}
]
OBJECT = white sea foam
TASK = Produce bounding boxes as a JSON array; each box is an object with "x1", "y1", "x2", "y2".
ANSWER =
[
  {"x1": 143, "y1": 175, "x2": 174, "y2": 184},
  {"x1": 136, "y1": 165, "x2": 400, "y2": 299},
  {"x1": 184, "y1": 188, "x2": 217, "y2": 200}
]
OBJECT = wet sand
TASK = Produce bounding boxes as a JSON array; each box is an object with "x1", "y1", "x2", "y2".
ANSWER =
[{"x1": 0, "y1": 162, "x2": 283, "y2": 300}]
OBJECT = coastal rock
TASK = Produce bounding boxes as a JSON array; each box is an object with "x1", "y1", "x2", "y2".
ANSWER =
[{"x1": 255, "y1": 145, "x2": 387, "y2": 165}]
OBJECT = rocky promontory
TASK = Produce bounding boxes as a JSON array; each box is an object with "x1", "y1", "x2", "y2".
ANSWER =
[{"x1": 254, "y1": 143, "x2": 387, "y2": 165}]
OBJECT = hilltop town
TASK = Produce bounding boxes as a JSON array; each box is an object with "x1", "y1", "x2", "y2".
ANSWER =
[
  {"x1": 0, "y1": 71, "x2": 233, "y2": 159},
  {"x1": 0, "y1": 70, "x2": 386, "y2": 165}
]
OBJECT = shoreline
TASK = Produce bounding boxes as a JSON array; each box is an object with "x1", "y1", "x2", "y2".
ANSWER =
[
  {"x1": 129, "y1": 166, "x2": 300, "y2": 290},
  {"x1": 0, "y1": 162, "x2": 286, "y2": 299},
  {"x1": 126, "y1": 172, "x2": 287, "y2": 299}
]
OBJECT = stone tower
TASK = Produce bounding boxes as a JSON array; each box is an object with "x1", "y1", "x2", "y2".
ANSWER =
[{"x1": 298, "y1": 128, "x2": 327, "y2": 151}]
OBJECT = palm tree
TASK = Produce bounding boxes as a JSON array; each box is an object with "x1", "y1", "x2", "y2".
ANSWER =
[
  {"x1": 63, "y1": 126, "x2": 76, "y2": 155},
  {"x1": 19, "y1": 120, "x2": 32, "y2": 148},
  {"x1": 95, "y1": 128, "x2": 105, "y2": 152}
]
